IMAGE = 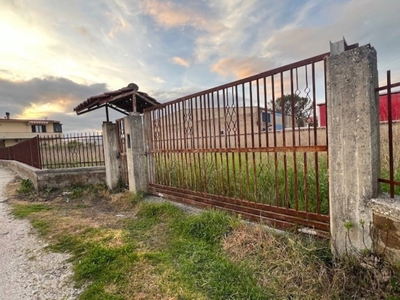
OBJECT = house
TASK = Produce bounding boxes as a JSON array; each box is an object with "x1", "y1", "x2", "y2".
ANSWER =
[
  {"x1": 318, "y1": 92, "x2": 400, "y2": 127},
  {"x1": 0, "y1": 112, "x2": 62, "y2": 148}
]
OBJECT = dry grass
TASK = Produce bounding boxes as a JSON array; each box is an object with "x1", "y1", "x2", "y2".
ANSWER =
[
  {"x1": 223, "y1": 223, "x2": 400, "y2": 299},
  {"x1": 6, "y1": 178, "x2": 400, "y2": 299}
]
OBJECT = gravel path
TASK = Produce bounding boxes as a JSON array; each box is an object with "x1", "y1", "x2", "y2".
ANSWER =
[{"x1": 0, "y1": 167, "x2": 82, "y2": 300}]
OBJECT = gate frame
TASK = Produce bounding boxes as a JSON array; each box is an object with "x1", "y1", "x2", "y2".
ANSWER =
[{"x1": 143, "y1": 52, "x2": 331, "y2": 235}]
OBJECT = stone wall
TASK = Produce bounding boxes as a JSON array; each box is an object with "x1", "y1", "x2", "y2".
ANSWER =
[{"x1": 0, "y1": 160, "x2": 105, "y2": 190}]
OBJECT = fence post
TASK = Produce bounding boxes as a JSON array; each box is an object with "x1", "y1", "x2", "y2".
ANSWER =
[
  {"x1": 102, "y1": 122, "x2": 120, "y2": 189},
  {"x1": 124, "y1": 113, "x2": 148, "y2": 193},
  {"x1": 327, "y1": 39, "x2": 380, "y2": 255}
]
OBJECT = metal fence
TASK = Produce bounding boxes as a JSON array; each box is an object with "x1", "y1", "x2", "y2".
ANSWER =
[
  {"x1": 0, "y1": 136, "x2": 41, "y2": 168},
  {"x1": 144, "y1": 52, "x2": 330, "y2": 233},
  {"x1": 39, "y1": 133, "x2": 104, "y2": 169},
  {"x1": 378, "y1": 70, "x2": 400, "y2": 197}
]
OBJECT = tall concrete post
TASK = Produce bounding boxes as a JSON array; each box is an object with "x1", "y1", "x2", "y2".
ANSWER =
[
  {"x1": 102, "y1": 122, "x2": 120, "y2": 189},
  {"x1": 327, "y1": 40, "x2": 380, "y2": 255},
  {"x1": 124, "y1": 113, "x2": 148, "y2": 193}
]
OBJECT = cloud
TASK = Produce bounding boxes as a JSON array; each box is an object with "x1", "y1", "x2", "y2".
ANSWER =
[
  {"x1": 171, "y1": 56, "x2": 190, "y2": 67},
  {"x1": 141, "y1": 0, "x2": 205, "y2": 29},
  {"x1": 151, "y1": 86, "x2": 201, "y2": 102},
  {"x1": 211, "y1": 57, "x2": 275, "y2": 79},
  {"x1": 106, "y1": 12, "x2": 129, "y2": 39},
  {"x1": 0, "y1": 77, "x2": 108, "y2": 131}
]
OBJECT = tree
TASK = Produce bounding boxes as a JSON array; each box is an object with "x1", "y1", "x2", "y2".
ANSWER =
[{"x1": 270, "y1": 94, "x2": 312, "y2": 127}]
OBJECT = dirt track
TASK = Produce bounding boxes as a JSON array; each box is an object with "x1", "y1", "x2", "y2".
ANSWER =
[{"x1": 0, "y1": 167, "x2": 81, "y2": 300}]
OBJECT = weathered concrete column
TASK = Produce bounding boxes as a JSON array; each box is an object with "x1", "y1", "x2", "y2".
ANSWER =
[
  {"x1": 102, "y1": 122, "x2": 120, "y2": 189},
  {"x1": 124, "y1": 113, "x2": 148, "y2": 193},
  {"x1": 327, "y1": 40, "x2": 380, "y2": 255}
]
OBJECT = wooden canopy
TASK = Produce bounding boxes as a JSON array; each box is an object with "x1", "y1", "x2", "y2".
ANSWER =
[{"x1": 74, "y1": 83, "x2": 159, "y2": 120}]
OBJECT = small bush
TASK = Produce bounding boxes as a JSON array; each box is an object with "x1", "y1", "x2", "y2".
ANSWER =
[{"x1": 17, "y1": 179, "x2": 35, "y2": 194}]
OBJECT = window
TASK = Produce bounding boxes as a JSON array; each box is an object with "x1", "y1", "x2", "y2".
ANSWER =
[
  {"x1": 31, "y1": 125, "x2": 46, "y2": 133},
  {"x1": 261, "y1": 112, "x2": 271, "y2": 123},
  {"x1": 53, "y1": 123, "x2": 62, "y2": 132}
]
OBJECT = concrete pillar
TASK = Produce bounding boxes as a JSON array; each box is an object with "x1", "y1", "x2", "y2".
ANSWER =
[
  {"x1": 327, "y1": 41, "x2": 380, "y2": 255},
  {"x1": 102, "y1": 122, "x2": 120, "y2": 189},
  {"x1": 124, "y1": 113, "x2": 148, "y2": 193}
]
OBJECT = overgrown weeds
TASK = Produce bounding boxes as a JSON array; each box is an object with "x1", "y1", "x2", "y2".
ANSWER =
[
  {"x1": 17, "y1": 179, "x2": 35, "y2": 194},
  {"x1": 7, "y1": 181, "x2": 400, "y2": 299}
]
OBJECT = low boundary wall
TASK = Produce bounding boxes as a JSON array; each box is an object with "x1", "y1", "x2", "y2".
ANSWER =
[
  {"x1": 369, "y1": 197, "x2": 400, "y2": 263},
  {"x1": 0, "y1": 160, "x2": 105, "y2": 190}
]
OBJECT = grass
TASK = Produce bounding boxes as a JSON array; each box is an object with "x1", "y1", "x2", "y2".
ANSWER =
[
  {"x1": 154, "y1": 151, "x2": 329, "y2": 214},
  {"x1": 8, "y1": 181, "x2": 400, "y2": 299},
  {"x1": 17, "y1": 178, "x2": 35, "y2": 194}
]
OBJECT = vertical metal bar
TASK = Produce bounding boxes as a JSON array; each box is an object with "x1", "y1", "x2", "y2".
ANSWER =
[
  {"x1": 189, "y1": 99, "x2": 196, "y2": 190},
  {"x1": 162, "y1": 106, "x2": 170, "y2": 186},
  {"x1": 271, "y1": 75, "x2": 280, "y2": 206},
  {"x1": 147, "y1": 111, "x2": 155, "y2": 185},
  {"x1": 230, "y1": 86, "x2": 237, "y2": 199},
  {"x1": 224, "y1": 88, "x2": 231, "y2": 197},
  {"x1": 257, "y1": 79, "x2": 262, "y2": 148},
  {"x1": 194, "y1": 96, "x2": 201, "y2": 192},
  {"x1": 281, "y1": 72, "x2": 289, "y2": 208},
  {"x1": 89, "y1": 132, "x2": 94, "y2": 167},
  {"x1": 235, "y1": 85, "x2": 243, "y2": 199},
  {"x1": 216, "y1": 91, "x2": 223, "y2": 195},
  {"x1": 207, "y1": 93, "x2": 213, "y2": 150},
  {"x1": 387, "y1": 70, "x2": 395, "y2": 198},
  {"x1": 249, "y1": 81, "x2": 257, "y2": 202},
  {"x1": 290, "y1": 69, "x2": 299, "y2": 210},
  {"x1": 242, "y1": 83, "x2": 250, "y2": 200},
  {"x1": 200, "y1": 95, "x2": 208, "y2": 192},
  {"x1": 149, "y1": 111, "x2": 155, "y2": 184},
  {"x1": 49, "y1": 134, "x2": 54, "y2": 168},
  {"x1": 211, "y1": 92, "x2": 218, "y2": 195},
  {"x1": 263, "y1": 77, "x2": 269, "y2": 148},
  {"x1": 166, "y1": 104, "x2": 173, "y2": 186},
  {"x1": 312, "y1": 63, "x2": 321, "y2": 213},
  {"x1": 37, "y1": 136, "x2": 42, "y2": 169}
]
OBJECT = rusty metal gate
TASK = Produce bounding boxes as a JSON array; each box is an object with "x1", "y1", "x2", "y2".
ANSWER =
[
  {"x1": 116, "y1": 118, "x2": 129, "y2": 187},
  {"x1": 144, "y1": 53, "x2": 330, "y2": 234}
]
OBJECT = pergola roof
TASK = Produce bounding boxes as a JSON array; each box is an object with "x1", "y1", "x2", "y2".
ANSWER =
[{"x1": 73, "y1": 84, "x2": 160, "y2": 118}]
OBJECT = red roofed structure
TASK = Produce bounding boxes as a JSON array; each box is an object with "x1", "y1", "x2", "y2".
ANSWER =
[{"x1": 318, "y1": 92, "x2": 400, "y2": 127}]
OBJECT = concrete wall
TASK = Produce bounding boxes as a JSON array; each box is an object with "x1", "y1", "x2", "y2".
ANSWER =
[
  {"x1": 124, "y1": 114, "x2": 148, "y2": 193},
  {"x1": 369, "y1": 198, "x2": 400, "y2": 263},
  {"x1": 102, "y1": 121, "x2": 120, "y2": 189},
  {"x1": 0, "y1": 160, "x2": 105, "y2": 190},
  {"x1": 327, "y1": 41, "x2": 380, "y2": 255}
]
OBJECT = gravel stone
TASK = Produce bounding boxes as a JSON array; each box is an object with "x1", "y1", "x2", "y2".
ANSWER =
[{"x1": 0, "y1": 167, "x2": 83, "y2": 299}]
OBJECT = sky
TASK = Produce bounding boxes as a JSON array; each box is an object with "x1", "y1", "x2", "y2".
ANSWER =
[{"x1": 1, "y1": 0, "x2": 400, "y2": 133}]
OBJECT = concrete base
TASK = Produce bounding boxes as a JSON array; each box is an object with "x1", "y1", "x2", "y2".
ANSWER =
[
  {"x1": 0, "y1": 160, "x2": 105, "y2": 190},
  {"x1": 369, "y1": 197, "x2": 400, "y2": 263}
]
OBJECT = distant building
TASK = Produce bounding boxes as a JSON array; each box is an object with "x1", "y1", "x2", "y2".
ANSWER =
[
  {"x1": 154, "y1": 106, "x2": 292, "y2": 139},
  {"x1": 318, "y1": 92, "x2": 400, "y2": 127},
  {"x1": 0, "y1": 112, "x2": 62, "y2": 148}
]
